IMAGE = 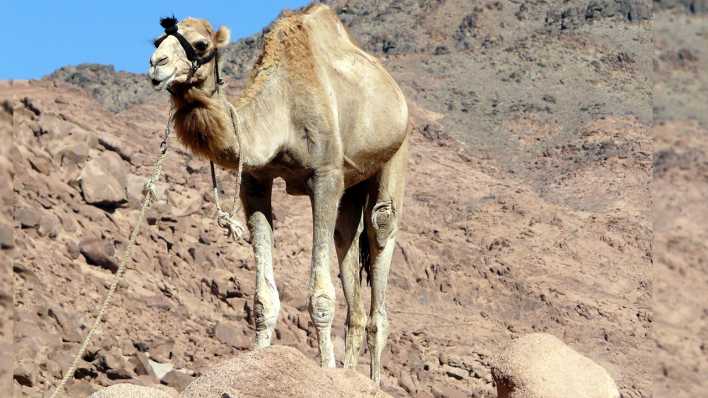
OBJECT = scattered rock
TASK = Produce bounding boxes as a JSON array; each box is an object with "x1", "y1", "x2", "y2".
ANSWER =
[
  {"x1": 443, "y1": 365, "x2": 468, "y2": 380},
  {"x1": 150, "y1": 339, "x2": 175, "y2": 363},
  {"x1": 80, "y1": 152, "x2": 129, "y2": 208},
  {"x1": 97, "y1": 349, "x2": 134, "y2": 380},
  {"x1": 207, "y1": 269, "x2": 242, "y2": 300},
  {"x1": 492, "y1": 333, "x2": 620, "y2": 398},
  {"x1": 98, "y1": 134, "x2": 133, "y2": 162},
  {"x1": 66, "y1": 240, "x2": 81, "y2": 259},
  {"x1": 79, "y1": 238, "x2": 118, "y2": 272},
  {"x1": 0, "y1": 224, "x2": 14, "y2": 249},
  {"x1": 59, "y1": 142, "x2": 90, "y2": 166},
  {"x1": 15, "y1": 207, "x2": 41, "y2": 228},
  {"x1": 130, "y1": 352, "x2": 157, "y2": 379},
  {"x1": 38, "y1": 212, "x2": 61, "y2": 238},
  {"x1": 13, "y1": 360, "x2": 35, "y2": 387},
  {"x1": 150, "y1": 359, "x2": 175, "y2": 380},
  {"x1": 213, "y1": 322, "x2": 250, "y2": 349},
  {"x1": 48, "y1": 306, "x2": 82, "y2": 343},
  {"x1": 161, "y1": 369, "x2": 194, "y2": 391},
  {"x1": 182, "y1": 346, "x2": 391, "y2": 398},
  {"x1": 398, "y1": 370, "x2": 418, "y2": 394}
]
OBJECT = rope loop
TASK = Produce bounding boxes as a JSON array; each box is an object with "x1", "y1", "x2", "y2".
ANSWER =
[{"x1": 216, "y1": 209, "x2": 246, "y2": 240}]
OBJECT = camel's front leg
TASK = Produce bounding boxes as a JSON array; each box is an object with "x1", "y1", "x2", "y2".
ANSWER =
[
  {"x1": 308, "y1": 169, "x2": 344, "y2": 368},
  {"x1": 241, "y1": 175, "x2": 279, "y2": 348}
]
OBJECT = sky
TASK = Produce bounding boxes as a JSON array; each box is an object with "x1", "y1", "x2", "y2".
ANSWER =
[{"x1": 2, "y1": 0, "x2": 310, "y2": 79}]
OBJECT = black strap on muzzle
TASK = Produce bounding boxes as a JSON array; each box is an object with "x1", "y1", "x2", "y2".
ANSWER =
[{"x1": 157, "y1": 16, "x2": 221, "y2": 82}]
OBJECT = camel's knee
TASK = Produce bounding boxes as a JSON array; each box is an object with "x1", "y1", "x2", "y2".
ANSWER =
[
  {"x1": 254, "y1": 293, "x2": 280, "y2": 331},
  {"x1": 371, "y1": 201, "x2": 397, "y2": 248},
  {"x1": 366, "y1": 310, "x2": 389, "y2": 341},
  {"x1": 348, "y1": 307, "x2": 368, "y2": 331},
  {"x1": 309, "y1": 293, "x2": 335, "y2": 329}
]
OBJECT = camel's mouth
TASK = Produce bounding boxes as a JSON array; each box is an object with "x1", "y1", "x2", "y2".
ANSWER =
[{"x1": 149, "y1": 70, "x2": 176, "y2": 91}]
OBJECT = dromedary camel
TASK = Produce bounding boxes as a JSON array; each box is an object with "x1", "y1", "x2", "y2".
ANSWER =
[{"x1": 148, "y1": 4, "x2": 409, "y2": 383}]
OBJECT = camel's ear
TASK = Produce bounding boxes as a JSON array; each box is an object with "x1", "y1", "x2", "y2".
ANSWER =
[{"x1": 214, "y1": 26, "x2": 231, "y2": 48}]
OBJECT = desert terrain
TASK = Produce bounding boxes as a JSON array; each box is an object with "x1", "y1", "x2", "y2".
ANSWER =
[{"x1": 1, "y1": 1, "x2": 706, "y2": 397}]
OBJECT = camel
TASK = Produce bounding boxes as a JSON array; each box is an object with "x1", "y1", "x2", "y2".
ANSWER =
[{"x1": 148, "y1": 4, "x2": 409, "y2": 383}]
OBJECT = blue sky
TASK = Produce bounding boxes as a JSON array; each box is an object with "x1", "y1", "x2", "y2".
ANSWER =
[{"x1": 2, "y1": 0, "x2": 309, "y2": 79}]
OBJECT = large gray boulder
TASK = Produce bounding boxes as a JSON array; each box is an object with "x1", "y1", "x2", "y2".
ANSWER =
[
  {"x1": 492, "y1": 333, "x2": 620, "y2": 398},
  {"x1": 181, "y1": 345, "x2": 390, "y2": 398}
]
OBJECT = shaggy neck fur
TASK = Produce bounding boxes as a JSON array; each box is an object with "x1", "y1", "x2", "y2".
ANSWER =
[{"x1": 170, "y1": 67, "x2": 240, "y2": 165}]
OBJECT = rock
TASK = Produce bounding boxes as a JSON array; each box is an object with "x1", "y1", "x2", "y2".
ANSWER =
[
  {"x1": 89, "y1": 383, "x2": 176, "y2": 398},
  {"x1": 38, "y1": 212, "x2": 61, "y2": 238},
  {"x1": 161, "y1": 369, "x2": 194, "y2": 391},
  {"x1": 48, "y1": 306, "x2": 82, "y2": 343},
  {"x1": 443, "y1": 365, "x2": 468, "y2": 380},
  {"x1": 182, "y1": 346, "x2": 391, "y2": 398},
  {"x1": 79, "y1": 238, "x2": 119, "y2": 272},
  {"x1": 398, "y1": 370, "x2": 417, "y2": 394},
  {"x1": 98, "y1": 134, "x2": 133, "y2": 162},
  {"x1": 130, "y1": 352, "x2": 157, "y2": 379},
  {"x1": 207, "y1": 269, "x2": 242, "y2": 300},
  {"x1": 150, "y1": 339, "x2": 175, "y2": 363},
  {"x1": 0, "y1": 223, "x2": 14, "y2": 249},
  {"x1": 66, "y1": 240, "x2": 81, "y2": 259},
  {"x1": 98, "y1": 349, "x2": 134, "y2": 380},
  {"x1": 492, "y1": 333, "x2": 620, "y2": 398},
  {"x1": 13, "y1": 359, "x2": 36, "y2": 387},
  {"x1": 59, "y1": 142, "x2": 90, "y2": 166},
  {"x1": 16, "y1": 206, "x2": 41, "y2": 228},
  {"x1": 149, "y1": 359, "x2": 175, "y2": 380},
  {"x1": 213, "y1": 322, "x2": 250, "y2": 349},
  {"x1": 80, "y1": 152, "x2": 128, "y2": 208}
]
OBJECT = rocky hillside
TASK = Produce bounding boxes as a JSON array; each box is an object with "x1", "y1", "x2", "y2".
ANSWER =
[
  {"x1": 651, "y1": 6, "x2": 708, "y2": 397},
  {"x1": 2, "y1": 0, "x2": 705, "y2": 397}
]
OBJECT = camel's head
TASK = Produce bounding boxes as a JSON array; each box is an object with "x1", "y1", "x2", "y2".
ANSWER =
[{"x1": 148, "y1": 17, "x2": 230, "y2": 91}]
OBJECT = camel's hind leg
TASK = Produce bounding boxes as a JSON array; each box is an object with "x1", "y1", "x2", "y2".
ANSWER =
[
  {"x1": 365, "y1": 137, "x2": 408, "y2": 384},
  {"x1": 335, "y1": 183, "x2": 368, "y2": 368}
]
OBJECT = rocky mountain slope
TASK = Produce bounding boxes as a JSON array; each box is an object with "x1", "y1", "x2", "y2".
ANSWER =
[{"x1": 2, "y1": 0, "x2": 706, "y2": 397}]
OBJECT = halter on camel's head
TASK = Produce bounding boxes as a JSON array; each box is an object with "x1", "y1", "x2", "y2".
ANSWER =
[{"x1": 149, "y1": 16, "x2": 231, "y2": 93}]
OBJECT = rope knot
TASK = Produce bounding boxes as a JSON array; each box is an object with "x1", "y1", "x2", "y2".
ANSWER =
[
  {"x1": 143, "y1": 179, "x2": 159, "y2": 204},
  {"x1": 216, "y1": 209, "x2": 245, "y2": 240}
]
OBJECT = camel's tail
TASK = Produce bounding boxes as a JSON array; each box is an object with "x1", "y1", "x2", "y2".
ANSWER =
[{"x1": 359, "y1": 224, "x2": 372, "y2": 286}]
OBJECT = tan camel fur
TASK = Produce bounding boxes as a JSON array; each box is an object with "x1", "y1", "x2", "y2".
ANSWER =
[{"x1": 148, "y1": 4, "x2": 409, "y2": 383}]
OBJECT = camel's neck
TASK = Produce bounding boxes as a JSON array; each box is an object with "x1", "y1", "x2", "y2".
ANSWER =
[{"x1": 171, "y1": 76, "x2": 286, "y2": 170}]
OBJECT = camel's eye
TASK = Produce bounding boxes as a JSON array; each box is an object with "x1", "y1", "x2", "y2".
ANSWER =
[{"x1": 194, "y1": 41, "x2": 208, "y2": 52}]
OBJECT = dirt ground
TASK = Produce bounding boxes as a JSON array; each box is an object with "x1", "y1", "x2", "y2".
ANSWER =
[{"x1": 1, "y1": 1, "x2": 706, "y2": 397}]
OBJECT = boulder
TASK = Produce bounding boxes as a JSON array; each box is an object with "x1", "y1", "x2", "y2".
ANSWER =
[
  {"x1": 80, "y1": 151, "x2": 129, "y2": 207},
  {"x1": 212, "y1": 322, "x2": 250, "y2": 349},
  {"x1": 15, "y1": 206, "x2": 41, "y2": 228},
  {"x1": 181, "y1": 345, "x2": 391, "y2": 398},
  {"x1": 89, "y1": 383, "x2": 177, "y2": 398},
  {"x1": 58, "y1": 142, "x2": 90, "y2": 166},
  {"x1": 492, "y1": 333, "x2": 620, "y2": 398},
  {"x1": 161, "y1": 369, "x2": 195, "y2": 391},
  {"x1": 79, "y1": 238, "x2": 118, "y2": 272},
  {"x1": 0, "y1": 223, "x2": 14, "y2": 249}
]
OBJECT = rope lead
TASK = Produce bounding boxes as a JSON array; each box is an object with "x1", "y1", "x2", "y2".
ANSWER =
[{"x1": 49, "y1": 114, "x2": 175, "y2": 398}]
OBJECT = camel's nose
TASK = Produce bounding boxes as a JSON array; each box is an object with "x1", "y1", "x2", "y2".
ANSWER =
[{"x1": 150, "y1": 55, "x2": 169, "y2": 67}]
